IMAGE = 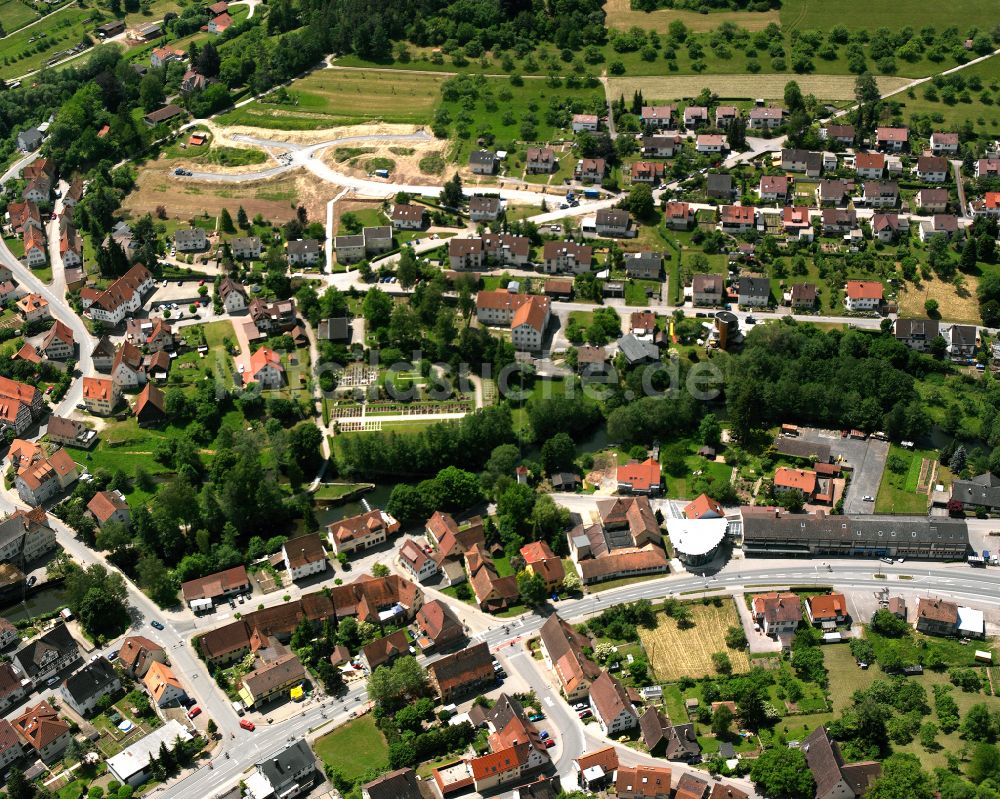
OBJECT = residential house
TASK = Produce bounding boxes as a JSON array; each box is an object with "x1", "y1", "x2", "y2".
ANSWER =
[
  {"x1": 595, "y1": 208, "x2": 632, "y2": 238},
  {"x1": 249, "y1": 298, "x2": 297, "y2": 333},
  {"x1": 875, "y1": 127, "x2": 909, "y2": 151},
  {"x1": 107, "y1": 721, "x2": 194, "y2": 789},
  {"x1": 467, "y1": 546, "x2": 520, "y2": 611},
  {"x1": 537, "y1": 611, "x2": 600, "y2": 706},
  {"x1": 970, "y1": 193, "x2": 1000, "y2": 218},
  {"x1": 17, "y1": 128, "x2": 43, "y2": 152},
  {"x1": 469, "y1": 195, "x2": 502, "y2": 222},
  {"x1": 0, "y1": 720, "x2": 21, "y2": 771},
  {"x1": 618, "y1": 333, "x2": 659, "y2": 365},
  {"x1": 175, "y1": 227, "x2": 208, "y2": 251},
  {"x1": 181, "y1": 565, "x2": 250, "y2": 610},
  {"x1": 23, "y1": 226, "x2": 47, "y2": 266},
  {"x1": 675, "y1": 774, "x2": 710, "y2": 799},
  {"x1": 918, "y1": 214, "x2": 960, "y2": 242},
  {"x1": 759, "y1": 175, "x2": 789, "y2": 202},
  {"x1": 118, "y1": 636, "x2": 166, "y2": 677},
  {"x1": 720, "y1": 205, "x2": 755, "y2": 232},
  {"x1": 318, "y1": 318, "x2": 350, "y2": 342},
  {"x1": 426, "y1": 642, "x2": 495, "y2": 701},
  {"x1": 752, "y1": 592, "x2": 801, "y2": 638},
  {"x1": 695, "y1": 134, "x2": 728, "y2": 154},
  {"x1": 482, "y1": 233, "x2": 531, "y2": 267},
  {"x1": 0, "y1": 376, "x2": 42, "y2": 436},
  {"x1": 706, "y1": 173, "x2": 734, "y2": 200},
  {"x1": 803, "y1": 726, "x2": 881, "y2": 799},
  {"x1": 13, "y1": 624, "x2": 81, "y2": 684},
  {"x1": 692, "y1": 273, "x2": 724, "y2": 306},
  {"x1": 180, "y1": 69, "x2": 210, "y2": 93},
  {"x1": 782, "y1": 149, "x2": 822, "y2": 177},
  {"x1": 15, "y1": 448, "x2": 78, "y2": 507},
  {"x1": 844, "y1": 280, "x2": 882, "y2": 312},
  {"x1": 363, "y1": 768, "x2": 422, "y2": 799},
  {"x1": 783, "y1": 206, "x2": 813, "y2": 237},
  {"x1": 150, "y1": 46, "x2": 184, "y2": 68},
  {"x1": 520, "y1": 541, "x2": 565, "y2": 590},
  {"x1": 807, "y1": 593, "x2": 848, "y2": 626},
  {"x1": 576, "y1": 158, "x2": 606, "y2": 181},
  {"x1": 684, "y1": 494, "x2": 724, "y2": 520},
  {"x1": 282, "y1": 534, "x2": 327, "y2": 581},
  {"x1": 894, "y1": 318, "x2": 940, "y2": 351},
  {"x1": 475, "y1": 290, "x2": 550, "y2": 351},
  {"x1": 872, "y1": 213, "x2": 903, "y2": 243},
  {"x1": 589, "y1": 671, "x2": 639, "y2": 735},
  {"x1": 821, "y1": 124, "x2": 855, "y2": 145},
  {"x1": 0, "y1": 618, "x2": 19, "y2": 651},
  {"x1": 391, "y1": 203, "x2": 426, "y2": 230},
  {"x1": 572, "y1": 113, "x2": 599, "y2": 132},
  {"x1": 684, "y1": 106, "x2": 708, "y2": 128},
  {"x1": 286, "y1": 239, "x2": 322, "y2": 266},
  {"x1": 665, "y1": 202, "x2": 694, "y2": 230},
  {"x1": 748, "y1": 106, "x2": 784, "y2": 129},
  {"x1": 7, "y1": 200, "x2": 42, "y2": 234},
  {"x1": 22, "y1": 178, "x2": 50, "y2": 204},
  {"x1": 526, "y1": 147, "x2": 557, "y2": 174},
  {"x1": 861, "y1": 181, "x2": 898, "y2": 208},
  {"x1": 946, "y1": 324, "x2": 977, "y2": 359},
  {"x1": 249, "y1": 346, "x2": 284, "y2": 389},
  {"x1": 85, "y1": 263, "x2": 156, "y2": 326},
  {"x1": 774, "y1": 466, "x2": 819, "y2": 500},
  {"x1": 469, "y1": 151, "x2": 498, "y2": 175},
  {"x1": 915, "y1": 597, "x2": 984, "y2": 638},
  {"x1": 738, "y1": 276, "x2": 770, "y2": 307},
  {"x1": 399, "y1": 538, "x2": 439, "y2": 583},
  {"x1": 616, "y1": 765, "x2": 673, "y2": 799},
  {"x1": 87, "y1": 489, "x2": 130, "y2": 529},
  {"x1": 360, "y1": 629, "x2": 410, "y2": 672},
  {"x1": 112, "y1": 341, "x2": 146, "y2": 389},
  {"x1": 854, "y1": 152, "x2": 885, "y2": 180},
  {"x1": 33, "y1": 321, "x2": 72, "y2": 362},
  {"x1": 542, "y1": 241, "x2": 592, "y2": 274},
  {"x1": 134, "y1": 383, "x2": 166, "y2": 426},
  {"x1": 716, "y1": 106, "x2": 739, "y2": 126},
  {"x1": 60, "y1": 657, "x2": 120, "y2": 716},
  {"x1": 639, "y1": 707, "x2": 700, "y2": 762},
  {"x1": 415, "y1": 599, "x2": 466, "y2": 650},
  {"x1": 470, "y1": 744, "x2": 532, "y2": 793},
  {"x1": 574, "y1": 747, "x2": 619, "y2": 792},
  {"x1": 231, "y1": 235, "x2": 262, "y2": 260},
  {"x1": 245, "y1": 740, "x2": 316, "y2": 799},
  {"x1": 916, "y1": 156, "x2": 949, "y2": 183},
  {"x1": 327, "y1": 509, "x2": 399, "y2": 556},
  {"x1": 449, "y1": 238, "x2": 486, "y2": 270},
  {"x1": 625, "y1": 251, "x2": 662, "y2": 279},
  {"x1": 631, "y1": 161, "x2": 666, "y2": 184},
  {"x1": 126, "y1": 318, "x2": 174, "y2": 353},
  {"x1": 641, "y1": 106, "x2": 675, "y2": 129},
  {"x1": 816, "y1": 179, "x2": 852, "y2": 206},
  {"x1": 916, "y1": 188, "x2": 949, "y2": 213},
  {"x1": 236, "y1": 639, "x2": 307, "y2": 708},
  {"x1": 208, "y1": 11, "x2": 233, "y2": 32},
  {"x1": 364, "y1": 226, "x2": 392, "y2": 256},
  {"x1": 641, "y1": 134, "x2": 681, "y2": 157},
  {"x1": 16, "y1": 293, "x2": 49, "y2": 323},
  {"x1": 976, "y1": 159, "x2": 1000, "y2": 178},
  {"x1": 0, "y1": 507, "x2": 57, "y2": 567},
  {"x1": 13, "y1": 700, "x2": 70, "y2": 763},
  {"x1": 617, "y1": 457, "x2": 661, "y2": 495},
  {"x1": 143, "y1": 660, "x2": 186, "y2": 706},
  {"x1": 822, "y1": 208, "x2": 857, "y2": 235}
]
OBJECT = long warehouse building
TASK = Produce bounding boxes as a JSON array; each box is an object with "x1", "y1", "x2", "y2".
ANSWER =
[{"x1": 742, "y1": 508, "x2": 969, "y2": 560}]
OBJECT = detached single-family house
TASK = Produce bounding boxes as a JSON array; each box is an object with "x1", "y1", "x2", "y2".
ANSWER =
[
  {"x1": 918, "y1": 214, "x2": 960, "y2": 242},
  {"x1": 915, "y1": 188, "x2": 949, "y2": 213},
  {"x1": 738, "y1": 277, "x2": 770, "y2": 308},
  {"x1": 595, "y1": 208, "x2": 632, "y2": 238},
  {"x1": 696, "y1": 134, "x2": 728, "y2": 154},
  {"x1": 720, "y1": 205, "x2": 755, "y2": 232},
  {"x1": 692, "y1": 273, "x2": 724, "y2": 306},
  {"x1": 175, "y1": 227, "x2": 207, "y2": 252},
  {"x1": 525, "y1": 147, "x2": 557, "y2": 174},
  {"x1": 931, "y1": 132, "x2": 959, "y2": 154},
  {"x1": 854, "y1": 152, "x2": 885, "y2": 180},
  {"x1": 469, "y1": 150, "x2": 498, "y2": 174},
  {"x1": 665, "y1": 202, "x2": 694, "y2": 230},
  {"x1": 861, "y1": 181, "x2": 898, "y2": 208},
  {"x1": 469, "y1": 195, "x2": 502, "y2": 222},
  {"x1": 916, "y1": 156, "x2": 949, "y2": 183},
  {"x1": 589, "y1": 671, "x2": 638, "y2": 735},
  {"x1": 683, "y1": 106, "x2": 708, "y2": 128},
  {"x1": 391, "y1": 204, "x2": 425, "y2": 230},
  {"x1": 282, "y1": 534, "x2": 328, "y2": 581},
  {"x1": 641, "y1": 135, "x2": 681, "y2": 158},
  {"x1": 759, "y1": 175, "x2": 789, "y2": 203},
  {"x1": 748, "y1": 106, "x2": 784, "y2": 129},
  {"x1": 572, "y1": 114, "x2": 599, "y2": 132},
  {"x1": 875, "y1": 127, "x2": 909, "y2": 152},
  {"x1": 641, "y1": 106, "x2": 675, "y2": 129},
  {"x1": 752, "y1": 592, "x2": 800, "y2": 638},
  {"x1": 61, "y1": 657, "x2": 121, "y2": 716}
]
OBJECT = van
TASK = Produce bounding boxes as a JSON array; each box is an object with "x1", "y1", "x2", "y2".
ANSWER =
[{"x1": 232, "y1": 701, "x2": 244, "y2": 716}]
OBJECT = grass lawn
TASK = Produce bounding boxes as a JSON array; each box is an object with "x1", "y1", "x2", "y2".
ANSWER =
[
  {"x1": 219, "y1": 69, "x2": 444, "y2": 129},
  {"x1": 638, "y1": 599, "x2": 750, "y2": 682},
  {"x1": 314, "y1": 483, "x2": 370, "y2": 501},
  {"x1": 625, "y1": 279, "x2": 660, "y2": 306},
  {"x1": 604, "y1": 0, "x2": 779, "y2": 32},
  {"x1": 0, "y1": 6, "x2": 101, "y2": 80},
  {"x1": 875, "y1": 444, "x2": 935, "y2": 515},
  {"x1": 780, "y1": 0, "x2": 998, "y2": 31},
  {"x1": 314, "y1": 714, "x2": 388, "y2": 781},
  {"x1": 0, "y1": 0, "x2": 41, "y2": 33},
  {"x1": 867, "y1": 627, "x2": 994, "y2": 668}
]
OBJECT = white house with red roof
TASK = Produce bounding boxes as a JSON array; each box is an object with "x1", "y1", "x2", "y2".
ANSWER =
[
  {"x1": 249, "y1": 347, "x2": 284, "y2": 388},
  {"x1": 844, "y1": 280, "x2": 883, "y2": 312}
]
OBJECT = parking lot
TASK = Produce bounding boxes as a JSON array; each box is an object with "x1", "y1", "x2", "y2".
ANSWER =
[{"x1": 793, "y1": 428, "x2": 890, "y2": 515}]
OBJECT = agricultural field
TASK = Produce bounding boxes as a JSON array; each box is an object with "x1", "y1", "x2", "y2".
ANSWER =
[
  {"x1": 891, "y1": 55, "x2": 1000, "y2": 135},
  {"x1": 219, "y1": 69, "x2": 445, "y2": 130},
  {"x1": 875, "y1": 444, "x2": 937, "y2": 516},
  {"x1": 606, "y1": 73, "x2": 910, "y2": 103},
  {"x1": 0, "y1": 0, "x2": 42, "y2": 34},
  {"x1": 780, "y1": 0, "x2": 998, "y2": 32},
  {"x1": 898, "y1": 274, "x2": 981, "y2": 326},
  {"x1": 604, "y1": 0, "x2": 779, "y2": 32},
  {"x1": 0, "y1": 6, "x2": 100, "y2": 80},
  {"x1": 638, "y1": 599, "x2": 751, "y2": 682}
]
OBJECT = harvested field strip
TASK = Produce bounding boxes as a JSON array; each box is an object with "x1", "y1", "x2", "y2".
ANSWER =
[
  {"x1": 638, "y1": 599, "x2": 750, "y2": 682},
  {"x1": 604, "y1": 0, "x2": 779, "y2": 31},
  {"x1": 606, "y1": 74, "x2": 910, "y2": 102}
]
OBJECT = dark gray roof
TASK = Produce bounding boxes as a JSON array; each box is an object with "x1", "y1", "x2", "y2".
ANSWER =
[
  {"x1": 318, "y1": 317, "x2": 350, "y2": 341},
  {"x1": 774, "y1": 437, "x2": 830, "y2": 462},
  {"x1": 706, "y1": 173, "x2": 733, "y2": 192},
  {"x1": 626, "y1": 251, "x2": 662, "y2": 268},
  {"x1": 949, "y1": 324, "x2": 976, "y2": 347},
  {"x1": 14, "y1": 625, "x2": 79, "y2": 679},
  {"x1": 364, "y1": 226, "x2": 392, "y2": 241},
  {"x1": 894, "y1": 318, "x2": 940, "y2": 340},
  {"x1": 287, "y1": 239, "x2": 321, "y2": 255},
  {"x1": 174, "y1": 228, "x2": 205, "y2": 245},
  {"x1": 62, "y1": 657, "x2": 117, "y2": 704},
  {"x1": 469, "y1": 150, "x2": 497, "y2": 166},
  {"x1": 952, "y1": 472, "x2": 1000, "y2": 506},
  {"x1": 362, "y1": 767, "x2": 421, "y2": 799},
  {"x1": 617, "y1": 334, "x2": 659, "y2": 364},
  {"x1": 256, "y1": 740, "x2": 315, "y2": 787},
  {"x1": 739, "y1": 277, "x2": 770, "y2": 298},
  {"x1": 335, "y1": 235, "x2": 364, "y2": 248},
  {"x1": 597, "y1": 209, "x2": 630, "y2": 226}
]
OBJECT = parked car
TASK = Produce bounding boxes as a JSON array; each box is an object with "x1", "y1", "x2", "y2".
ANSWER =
[
  {"x1": 240, "y1": 719, "x2": 256, "y2": 731},
  {"x1": 528, "y1": 713, "x2": 544, "y2": 722},
  {"x1": 187, "y1": 706, "x2": 201, "y2": 719},
  {"x1": 27, "y1": 575, "x2": 36, "y2": 586},
  {"x1": 107, "y1": 650, "x2": 119, "y2": 662},
  {"x1": 543, "y1": 738, "x2": 556, "y2": 748}
]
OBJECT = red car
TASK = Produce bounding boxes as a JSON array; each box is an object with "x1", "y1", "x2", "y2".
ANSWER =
[
  {"x1": 187, "y1": 706, "x2": 201, "y2": 719},
  {"x1": 199, "y1": 279, "x2": 206, "y2": 286},
  {"x1": 240, "y1": 718, "x2": 256, "y2": 731},
  {"x1": 543, "y1": 738, "x2": 556, "y2": 748}
]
